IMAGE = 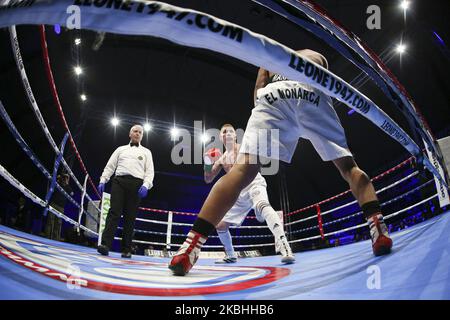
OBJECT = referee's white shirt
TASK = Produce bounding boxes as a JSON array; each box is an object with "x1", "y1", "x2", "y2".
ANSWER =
[{"x1": 100, "y1": 143, "x2": 155, "y2": 189}]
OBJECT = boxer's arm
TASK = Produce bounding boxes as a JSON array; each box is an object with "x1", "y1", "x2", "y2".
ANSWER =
[
  {"x1": 204, "y1": 160, "x2": 222, "y2": 184},
  {"x1": 254, "y1": 68, "x2": 270, "y2": 103}
]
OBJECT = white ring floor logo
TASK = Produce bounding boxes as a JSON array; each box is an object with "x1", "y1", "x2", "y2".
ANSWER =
[{"x1": 0, "y1": 231, "x2": 289, "y2": 296}]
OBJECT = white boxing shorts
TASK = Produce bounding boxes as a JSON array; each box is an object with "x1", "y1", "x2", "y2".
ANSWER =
[
  {"x1": 222, "y1": 173, "x2": 268, "y2": 226},
  {"x1": 240, "y1": 81, "x2": 352, "y2": 163}
]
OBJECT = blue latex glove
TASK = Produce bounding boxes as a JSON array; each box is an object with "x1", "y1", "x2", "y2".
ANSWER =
[
  {"x1": 138, "y1": 185, "x2": 148, "y2": 198},
  {"x1": 98, "y1": 183, "x2": 105, "y2": 195}
]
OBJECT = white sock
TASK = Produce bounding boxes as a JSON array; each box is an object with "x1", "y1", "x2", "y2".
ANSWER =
[
  {"x1": 261, "y1": 206, "x2": 286, "y2": 241},
  {"x1": 217, "y1": 229, "x2": 236, "y2": 257}
]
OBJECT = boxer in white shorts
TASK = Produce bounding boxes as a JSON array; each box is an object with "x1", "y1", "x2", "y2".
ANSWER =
[
  {"x1": 169, "y1": 49, "x2": 392, "y2": 276},
  {"x1": 204, "y1": 124, "x2": 295, "y2": 264},
  {"x1": 241, "y1": 67, "x2": 352, "y2": 164},
  {"x1": 241, "y1": 50, "x2": 392, "y2": 257}
]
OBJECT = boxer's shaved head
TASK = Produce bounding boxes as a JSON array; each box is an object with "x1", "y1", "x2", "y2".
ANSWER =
[
  {"x1": 297, "y1": 49, "x2": 329, "y2": 69},
  {"x1": 220, "y1": 123, "x2": 236, "y2": 144},
  {"x1": 221, "y1": 123, "x2": 234, "y2": 132}
]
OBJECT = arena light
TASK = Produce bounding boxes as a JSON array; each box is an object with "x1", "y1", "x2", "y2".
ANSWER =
[
  {"x1": 200, "y1": 133, "x2": 209, "y2": 143},
  {"x1": 143, "y1": 123, "x2": 152, "y2": 132},
  {"x1": 170, "y1": 127, "x2": 180, "y2": 139},
  {"x1": 111, "y1": 117, "x2": 120, "y2": 127},
  {"x1": 396, "y1": 43, "x2": 407, "y2": 55},
  {"x1": 74, "y1": 66, "x2": 83, "y2": 75},
  {"x1": 80, "y1": 94, "x2": 87, "y2": 101},
  {"x1": 399, "y1": 0, "x2": 410, "y2": 11},
  {"x1": 74, "y1": 38, "x2": 81, "y2": 45},
  {"x1": 5, "y1": 0, "x2": 443, "y2": 185}
]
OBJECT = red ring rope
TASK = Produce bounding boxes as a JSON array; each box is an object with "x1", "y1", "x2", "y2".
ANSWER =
[
  {"x1": 138, "y1": 157, "x2": 413, "y2": 218},
  {"x1": 39, "y1": 25, "x2": 101, "y2": 199}
]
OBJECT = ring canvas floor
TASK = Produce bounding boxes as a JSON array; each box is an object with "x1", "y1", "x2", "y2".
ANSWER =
[{"x1": 0, "y1": 212, "x2": 449, "y2": 300}]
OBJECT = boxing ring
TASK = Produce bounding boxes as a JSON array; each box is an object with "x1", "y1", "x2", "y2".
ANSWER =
[
  {"x1": 1, "y1": 0, "x2": 450, "y2": 300},
  {"x1": 1, "y1": 211, "x2": 450, "y2": 299}
]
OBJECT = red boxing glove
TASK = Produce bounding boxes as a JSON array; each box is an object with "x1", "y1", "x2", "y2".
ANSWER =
[{"x1": 204, "y1": 148, "x2": 222, "y2": 165}]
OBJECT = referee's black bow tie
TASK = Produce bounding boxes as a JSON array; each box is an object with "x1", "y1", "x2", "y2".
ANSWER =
[{"x1": 130, "y1": 142, "x2": 139, "y2": 147}]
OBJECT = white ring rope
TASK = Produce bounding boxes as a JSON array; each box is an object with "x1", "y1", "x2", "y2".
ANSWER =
[
  {"x1": 254, "y1": 0, "x2": 438, "y2": 158},
  {"x1": 0, "y1": 100, "x2": 99, "y2": 224},
  {"x1": 129, "y1": 178, "x2": 435, "y2": 244},
  {"x1": 0, "y1": 163, "x2": 97, "y2": 236},
  {"x1": 119, "y1": 227, "x2": 273, "y2": 239},
  {"x1": 8, "y1": 25, "x2": 100, "y2": 213},
  {"x1": 286, "y1": 170, "x2": 419, "y2": 226},
  {"x1": 289, "y1": 194, "x2": 438, "y2": 244},
  {"x1": 289, "y1": 179, "x2": 434, "y2": 234},
  {"x1": 1, "y1": 0, "x2": 440, "y2": 176},
  {"x1": 0, "y1": 1, "x2": 443, "y2": 251},
  {"x1": 0, "y1": 154, "x2": 437, "y2": 249},
  {"x1": 135, "y1": 217, "x2": 269, "y2": 229},
  {"x1": 116, "y1": 236, "x2": 275, "y2": 249},
  {"x1": 125, "y1": 192, "x2": 437, "y2": 249},
  {"x1": 127, "y1": 178, "x2": 436, "y2": 248}
]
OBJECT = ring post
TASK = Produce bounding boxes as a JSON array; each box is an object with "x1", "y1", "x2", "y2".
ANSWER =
[
  {"x1": 77, "y1": 174, "x2": 89, "y2": 234},
  {"x1": 42, "y1": 132, "x2": 69, "y2": 217},
  {"x1": 166, "y1": 211, "x2": 173, "y2": 250}
]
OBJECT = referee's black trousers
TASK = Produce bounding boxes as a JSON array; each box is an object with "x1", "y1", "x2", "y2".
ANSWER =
[{"x1": 101, "y1": 175, "x2": 142, "y2": 252}]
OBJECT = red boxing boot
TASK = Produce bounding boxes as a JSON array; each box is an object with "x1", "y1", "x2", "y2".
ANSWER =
[
  {"x1": 169, "y1": 230, "x2": 207, "y2": 276},
  {"x1": 368, "y1": 214, "x2": 393, "y2": 256}
]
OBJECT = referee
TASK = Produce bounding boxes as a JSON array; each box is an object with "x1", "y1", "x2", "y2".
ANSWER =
[{"x1": 97, "y1": 124, "x2": 154, "y2": 258}]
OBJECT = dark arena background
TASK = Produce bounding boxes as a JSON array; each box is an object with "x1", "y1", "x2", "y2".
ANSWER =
[{"x1": 0, "y1": 0, "x2": 449, "y2": 304}]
